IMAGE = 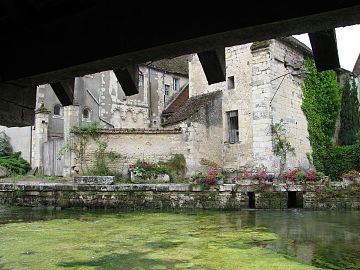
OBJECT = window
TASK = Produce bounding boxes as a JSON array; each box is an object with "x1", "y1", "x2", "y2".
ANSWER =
[
  {"x1": 165, "y1": 84, "x2": 170, "y2": 96},
  {"x1": 173, "y1": 77, "x2": 180, "y2": 91},
  {"x1": 138, "y1": 72, "x2": 144, "y2": 90},
  {"x1": 82, "y1": 108, "x2": 91, "y2": 122},
  {"x1": 227, "y1": 110, "x2": 239, "y2": 143},
  {"x1": 227, "y1": 76, "x2": 235, "y2": 90},
  {"x1": 53, "y1": 104, "x2": 63, "y2": 117}
]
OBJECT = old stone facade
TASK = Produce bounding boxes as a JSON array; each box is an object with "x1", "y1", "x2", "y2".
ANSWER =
[
  {"x1": 33, "y1": 37, "x2": 327, "y2": 177},
  {"x1": 164, "y1": 38, "x2": 313, "y2": 175},
  {"x1": 32, "y1": 57, "x2": 189, "y2": 174}
]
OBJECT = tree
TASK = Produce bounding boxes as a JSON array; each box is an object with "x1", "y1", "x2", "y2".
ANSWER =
[{"x1": 339, "y1": 77, "x2": 360, "y2": 145}]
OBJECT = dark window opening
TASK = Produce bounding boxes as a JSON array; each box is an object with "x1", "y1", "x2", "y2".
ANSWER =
[
  {"x1": 227, "y1": 76, "x2": 235, "y2": 89},
  {"x1": 227, "y1": 110, "x2": 239, "y2": 143},
  {"x1": 248, "y1": 192, "x2": 255, "y2": 208},
  {"x1": 53, "y1": 104, "x2": 62, "y2": 116},
  {"x1": 82, "y1": 108, "x2": 91, "y2": 121}
]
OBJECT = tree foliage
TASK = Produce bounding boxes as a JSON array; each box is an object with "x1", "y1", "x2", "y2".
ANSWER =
[{"x1": 339, "y1": 77, "x2": 360, "y2": 145}]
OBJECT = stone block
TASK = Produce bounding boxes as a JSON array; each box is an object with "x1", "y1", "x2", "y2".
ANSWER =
[{"x1": 74, "y1": 176, "x2": 115, "y2": 185}]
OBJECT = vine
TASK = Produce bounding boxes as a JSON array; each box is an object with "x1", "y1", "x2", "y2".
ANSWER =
[
  {"x1": 271, "y1": 119, "x2": 294, "y2": 174},
  {"x1": 58, "y1": 122, "x2": 118, "y2": 175}
]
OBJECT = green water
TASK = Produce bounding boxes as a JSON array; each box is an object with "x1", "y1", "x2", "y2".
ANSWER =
[{"x1": 0, "y1": 206, "x2": 359, "y2": 269}]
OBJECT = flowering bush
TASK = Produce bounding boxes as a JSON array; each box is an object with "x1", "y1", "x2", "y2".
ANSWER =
[
  {"x1": 191, "y1": 169, "x2": 225, "y2": 186},
  {"x1": 129, "y1": 160, "x2": 168, "y2": 179},
  {"x1": 237, "y1": 170, "x2": 275, "y2": 182},
  {"x1": 340, "y1": 169, "x2": 360, "y2": 182},
  {"x1": 281, "y1": 169, "x2": 324, "y2": 183}
]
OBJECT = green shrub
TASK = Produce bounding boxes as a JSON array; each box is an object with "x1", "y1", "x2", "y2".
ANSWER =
[
  {"x1": 323, "y1": 144, "x2": 360, "y2": 180},
  {"x1": 158, "y1": 154, "x2": 187, "y2": 182},
  {"x1": 0, "y1": 152, "x2": 30, "y2": 176}
]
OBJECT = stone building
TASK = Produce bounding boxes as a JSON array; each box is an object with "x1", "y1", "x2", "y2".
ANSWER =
[
  {"x1": 163, "y1": 37, "x2": 313, "y2": 175},
  {"x1": 33, "y1": 37, "x2": 336, "y2": 177},
  {"x1": 31, "y1": 57, "x2": 189, "y2": 174}
]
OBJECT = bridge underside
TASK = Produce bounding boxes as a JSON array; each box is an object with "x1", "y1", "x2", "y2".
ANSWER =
[{"x1": 1, "y1": 1, "x2": 360, "y2": 126}]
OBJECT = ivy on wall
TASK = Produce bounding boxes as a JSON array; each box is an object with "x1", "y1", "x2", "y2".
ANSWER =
[
  {"x1": 301, "y1": 58, "x2": 360, "y2": 179},
  {"x1": 301, "y1": 58, "x2": 341, "y2": 172}
]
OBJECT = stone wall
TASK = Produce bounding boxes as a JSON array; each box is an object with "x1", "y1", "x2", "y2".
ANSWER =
[
  {"x1": 178, "y1": 94, "x2": 224, "y2": 174},
  {"x1": 0, "y1": 183, "x2": 245, "y2": 210},
  {"x1": 304, "y1": 191, "x2": 360, "y2": 210},
  {"x1": 269, "y1": 39, "x2": 312, "y2": 170},
  {"x1": 78, "y1": 128, "x2": 185, "y2": 175},
  {"x1": 1, "y1": 183, "x2": 360, "y2": 210}
]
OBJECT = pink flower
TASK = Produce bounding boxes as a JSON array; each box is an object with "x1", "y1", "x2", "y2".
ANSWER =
[{"x1": 208, "y1": 170, "x2": 219, "y2": 176}]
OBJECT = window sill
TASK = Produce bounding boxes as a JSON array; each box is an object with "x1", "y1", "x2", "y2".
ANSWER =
[{"x1": 224, "y1": 141, "x2": 240, "y2": 145}]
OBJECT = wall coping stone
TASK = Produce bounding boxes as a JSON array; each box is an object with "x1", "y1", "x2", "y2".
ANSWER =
[
  {"x1": 0, "y1": 182, "x2": 327, "y2": 193},
  {"x1": 95, "y1": 128, "x2": 182, "y2": 134}
]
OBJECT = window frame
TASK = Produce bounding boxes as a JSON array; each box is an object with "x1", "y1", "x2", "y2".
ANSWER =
[
  {"x1": 226, "y1": 110, "x2": 239, "y2": 143},
  {"x1": 164, "y1": 84, "x2": 170, "y2": 96},
  {"x1": 173, "y1": 77, "x2": 180, "y2": 91}
]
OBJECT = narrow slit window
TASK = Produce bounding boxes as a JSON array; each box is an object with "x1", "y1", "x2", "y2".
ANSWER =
[{"x1": 138, "y1": 72, "x2": 144, "y2": 90}]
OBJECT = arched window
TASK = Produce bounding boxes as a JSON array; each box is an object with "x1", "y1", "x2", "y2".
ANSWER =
[
  {"x1": 53, "y1": 104, "x2": 63, "y2": 117},
  {"x1": 82, "y1": 107, "x2": 91, "y2": 122}
]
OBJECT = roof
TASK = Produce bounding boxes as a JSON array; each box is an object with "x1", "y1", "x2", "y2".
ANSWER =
[
  {"x1": 162, "y1": 90, "x2": 222, "y2": 127},
  {"x1": 163, "y1": 84, "x2": 189, "y2": 114},
  {"x1": 146, "y1": 55, "x2": 189, "y2": 76},
  {"x1": 353, "y1": 53, "x2": 360, "y2": 76}
]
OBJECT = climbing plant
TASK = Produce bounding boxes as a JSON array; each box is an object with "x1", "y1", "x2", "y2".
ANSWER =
[
  {"x1": 271, "y1": 119, "x2": 294, "y2": 174},
  {"x1": 339, "y1": 77, "x2": 360, "y2": 145},
  {"x1": 301, "y1": 58, "x2": 341, "y2": 172},
  {"x1": 59, "y1": 121, "x2": 117, "y2": 175}
]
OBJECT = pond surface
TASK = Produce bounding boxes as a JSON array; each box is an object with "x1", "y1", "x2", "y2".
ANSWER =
[{"x1": 0, "y1": 206, "x2": 359, "y2": 270}]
